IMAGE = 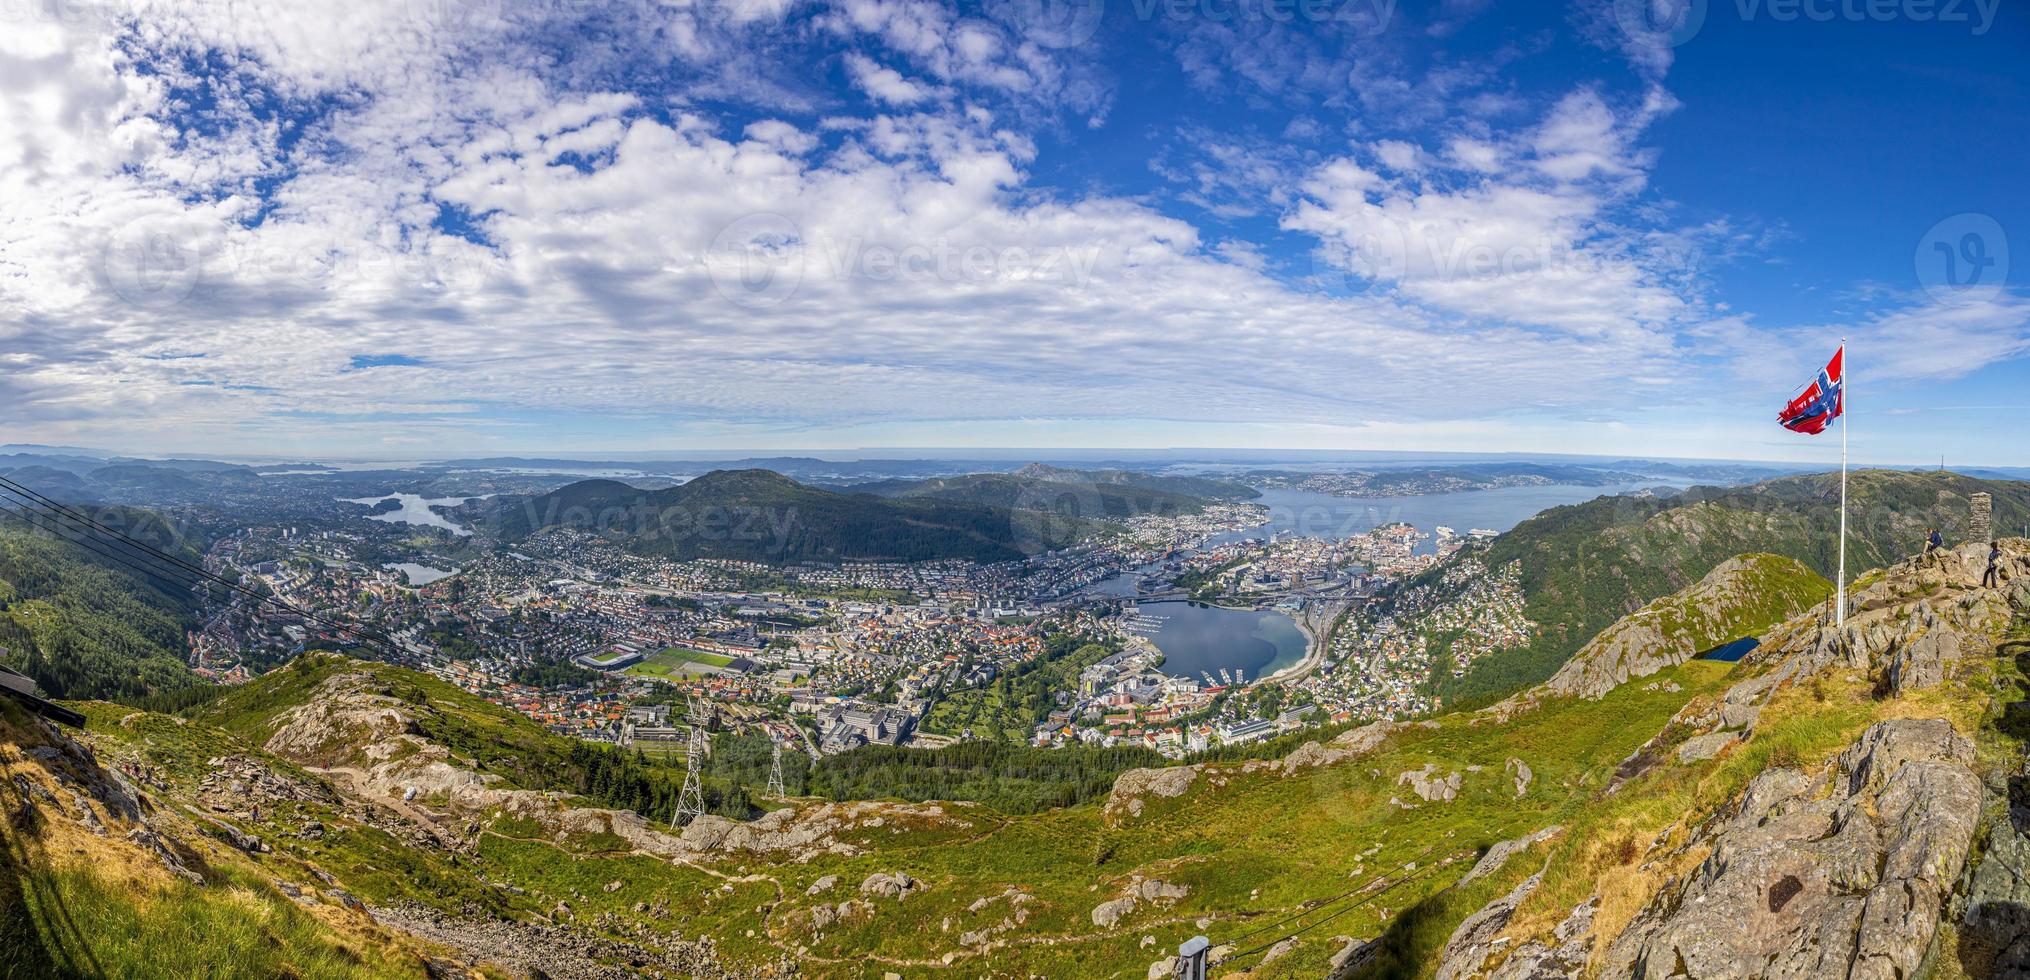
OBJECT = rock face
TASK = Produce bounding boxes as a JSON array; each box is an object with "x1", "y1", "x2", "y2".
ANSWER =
[
  {"x1": 1961, "y1": 809, "x2": 2030, "y2": 976},
  {"x1": 1484, "y1": 899, "x2": 1597, "y2": 980},
  {"x1": 1090, "y1": 878, "x2": 1189, "y2": 928},
  {"x1": 1675, "y1": 730, "x2": 1739, "y2": 764},
  {"x1": 1459, "y1": 826, "x2": 1560, "y2": 887},
  {"x1": 1437, "y1": 870, "x2": 1544, "y2": 980},
  {"x1": 1538, "y1": 554, "x2": 1826, "y2": 700},
  {"x1": 1601, "y1": 719, "x2": 1983, "y2": 979}
]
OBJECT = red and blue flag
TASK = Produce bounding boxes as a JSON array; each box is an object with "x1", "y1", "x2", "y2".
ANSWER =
[{"x1": 1779, "y1": 346, "x2": 1844, "y2": 435}]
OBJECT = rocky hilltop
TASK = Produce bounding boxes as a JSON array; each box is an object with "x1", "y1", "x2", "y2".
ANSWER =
[
  {"x1": 1430, "y1": 540, "x2": 2030, "y2": 980},
  {"x1": 1536, "y1": 552, "x2": 1831, "y2": 701}
]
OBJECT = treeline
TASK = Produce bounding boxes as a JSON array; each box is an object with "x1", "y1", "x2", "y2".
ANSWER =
[
  {"x1": 567, "y1": 731, "x2": 806, "y2": 821},
  {"x1": 807, "y1": 740, "x2": 1163, "y2": 813},
  {"x1": 509, "y1": 662, "x2": 600, "y2": 689}
]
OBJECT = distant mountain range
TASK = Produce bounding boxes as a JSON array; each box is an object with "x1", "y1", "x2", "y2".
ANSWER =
[
  {"x1": 471, "y1": 468, "x2": 1093, "y2": 563},
  {"x1": 472, "y1": 465, "x2": 1263, "y2": 563},
  {"x1": 846, "y1": 463, "x2": 1257, "y2": 516}
]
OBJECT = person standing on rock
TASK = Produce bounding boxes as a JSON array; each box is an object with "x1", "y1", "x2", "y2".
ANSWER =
[
  {"x1": 1925, "y1": 528, "x2": 1943, "y2": 557},
  {"x1": 1982, "y1": 542, "x2": 2003, "y2": 588}
]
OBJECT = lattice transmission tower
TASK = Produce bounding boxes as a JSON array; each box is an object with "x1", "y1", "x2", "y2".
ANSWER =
[
  {"x1": 766, "y1": 740, "x2": 786, "y2": 797},
  {"x1": 670, "y1": 697, "x2": 708, "y2": 827}
]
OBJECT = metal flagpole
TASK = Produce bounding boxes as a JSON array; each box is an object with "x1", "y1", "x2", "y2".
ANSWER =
[{"x1": 1837, "y1": 339, "x2": 1848, "y2": 627}]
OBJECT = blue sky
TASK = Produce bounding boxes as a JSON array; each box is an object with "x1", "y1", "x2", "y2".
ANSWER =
[{"x1": 1, "y1": 0, "x2": 2024, "y2": 465}]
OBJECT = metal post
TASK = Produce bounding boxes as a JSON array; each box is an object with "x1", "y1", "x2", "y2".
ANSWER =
[{"x1": 1175, "y1": 936, "x2": 1209, "y2": 980}]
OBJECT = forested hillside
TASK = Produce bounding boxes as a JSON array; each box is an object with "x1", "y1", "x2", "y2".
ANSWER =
[
  {"x1": 0, "y1": 513, "x2": 204, "y2": 701},
  {"x1": 1420, "y1": 469, "x2": 2030, "y2": 703},
  {"x1": 476, "y1": 468, "x2": 1089, "y2": 563}
]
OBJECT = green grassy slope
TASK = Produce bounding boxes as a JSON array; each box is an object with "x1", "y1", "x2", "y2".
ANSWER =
[
  {"x1": 97, "y1": 651, "x2": 1743, "y2": 977},
  {"x1": 0, "y1": 700, "x2": 443, "y2": 980}
]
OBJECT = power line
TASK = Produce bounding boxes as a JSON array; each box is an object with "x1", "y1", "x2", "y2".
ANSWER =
[
  {"x1": 1214, "y1": 843, "x2": 1438, "y2": 950},
  {"x1": 0, "y1": 475, "x2": 407, "y2": 652},
  {"x1": 1210, "y1": 855, "x2": 1448, "y2": 969},
  {"x1": 0, "y1": 476, "x2": 414, "y2": 661},
  {"x1": 0, "y1": 502, "x2": 208, "y2": 597}
]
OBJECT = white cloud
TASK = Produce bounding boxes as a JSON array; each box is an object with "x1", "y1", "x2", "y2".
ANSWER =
[
  {"x1": 843, "y1": 52, "x2": 936, "y2": 104},
  {"x1": 1286, "y1": 87, "x2": 1691, "y2": 341}
]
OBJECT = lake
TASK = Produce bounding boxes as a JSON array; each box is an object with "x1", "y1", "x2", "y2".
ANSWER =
[
  {"x1": 384, "y1": 562, "x2": 458, "y2": 586},
  {"x1": 1139, "y1": 600, "x2": 1309, "y2": 685},
  {"x1": 340, "y1": 493, "x2": 485, "y2": 536}
]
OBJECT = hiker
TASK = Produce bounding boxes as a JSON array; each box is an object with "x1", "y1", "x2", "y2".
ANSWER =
[
  {"x1": 1925, "y1": 528, "x2": 1943, "y2": 556},
  {"x1": 1983, "y1": 542, "x2": 2003, "y2": 588}
]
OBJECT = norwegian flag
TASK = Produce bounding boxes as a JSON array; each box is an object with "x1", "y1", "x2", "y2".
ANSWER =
[{"x1": 1779, "y1": 346, "x2": 1844, "y2": 435}]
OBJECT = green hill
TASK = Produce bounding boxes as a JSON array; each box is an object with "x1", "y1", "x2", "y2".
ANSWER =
[
  {"x1": 0, "y1": 512, "x2": 205, "y2": 702},
  {"x1": 1420, "y1": 469, "x2": 2030, "y2": 703},
  {"x1": 847, "y1": 469, "x2": 1226, "y2": 519},
  {"x1": 477, "y1": 468, "x2": 1089, "y2": 563}
]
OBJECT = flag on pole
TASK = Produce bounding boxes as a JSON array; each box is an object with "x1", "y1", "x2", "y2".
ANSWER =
[
  {"x1": 1778, "y1": 347, "x2": 1844, "y2": 434},
  {"x1": 1778, "y1": 343, "x2": 1849, "y2": 626}
]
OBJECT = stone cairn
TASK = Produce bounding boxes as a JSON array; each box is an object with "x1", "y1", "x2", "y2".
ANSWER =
[{"x1": 1969, "y1": 492, "x2": 1992, "y2": 543}]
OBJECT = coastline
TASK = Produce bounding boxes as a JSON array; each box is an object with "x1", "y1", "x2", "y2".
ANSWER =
[{"x1": 1256, "y1": 600, "x2": 1350, "y2": 687}]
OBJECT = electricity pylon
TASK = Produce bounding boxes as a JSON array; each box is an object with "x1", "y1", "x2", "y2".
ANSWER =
[
  {"x1": 766, "y1": 740, "x2": 786, "y2": 797},
  {"x1": 670, "y1": 697, "x2": 708, "y2": 827}
]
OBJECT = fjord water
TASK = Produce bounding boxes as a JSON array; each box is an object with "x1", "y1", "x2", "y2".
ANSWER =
[
  {"x1": 1209, "y1": 482, "x2": 1670, "y2": 553},
  {"x1": 1141, "y1": 600, "x2": 1309, "y2": 683}
]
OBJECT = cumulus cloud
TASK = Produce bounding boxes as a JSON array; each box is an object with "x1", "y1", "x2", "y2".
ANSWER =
[
  {"x1": 1, "y1": 0, "x2": 2022, "y2": 458},
  {"x1": 1285, "y1": 87, "x2": 1691, "y2": 341}
]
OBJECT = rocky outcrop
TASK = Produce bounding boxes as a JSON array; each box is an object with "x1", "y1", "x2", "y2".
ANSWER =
[
  {"x1": 1675, "y1": 730, "x2": 1739, "y2": 763},
  {"x1": 1601, "y1": 718, "x2": 1982, "y2": 979},
  {"x1": 1091, "y1": 896, "x2": 1138, "y2": 928},
  {"x1": 1960, "y1": 810, "x2": 2030, "y2": 976},
  {"x1": 1437, "y1": 869, "x2": 1544, "y2": 980},
  {"x1": 678, "y1": 801, "x2": 961, "y2": 860},
  {"x1": 1537, "y1": 554, "x2": 1826, "y2": 700},
  {"x1": 1105, "y1": 765, "x2": 1199, "y2": 818},
  {"x1": 1485, "y1": 898, "x2": 1596, "y2": 980},
  {"x1": 1460, "y1": 825, "x2": 1560, "y2": 887},
  {"x1": 371, "y1": 903, "x2": 777, "y2": 980},
  {"x1": 859, "y1": 871, "x2": 920, "y2": 900},
  {"x1": 1505, "y1": 757, "x2": 1532, "y2": 797},
  {"x1": 1091, "y1": 877, "x2": 1190, "y2": 928},
  {"x1": 1398, "y1": 764, "x2": 1462, "y2": 803}
]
